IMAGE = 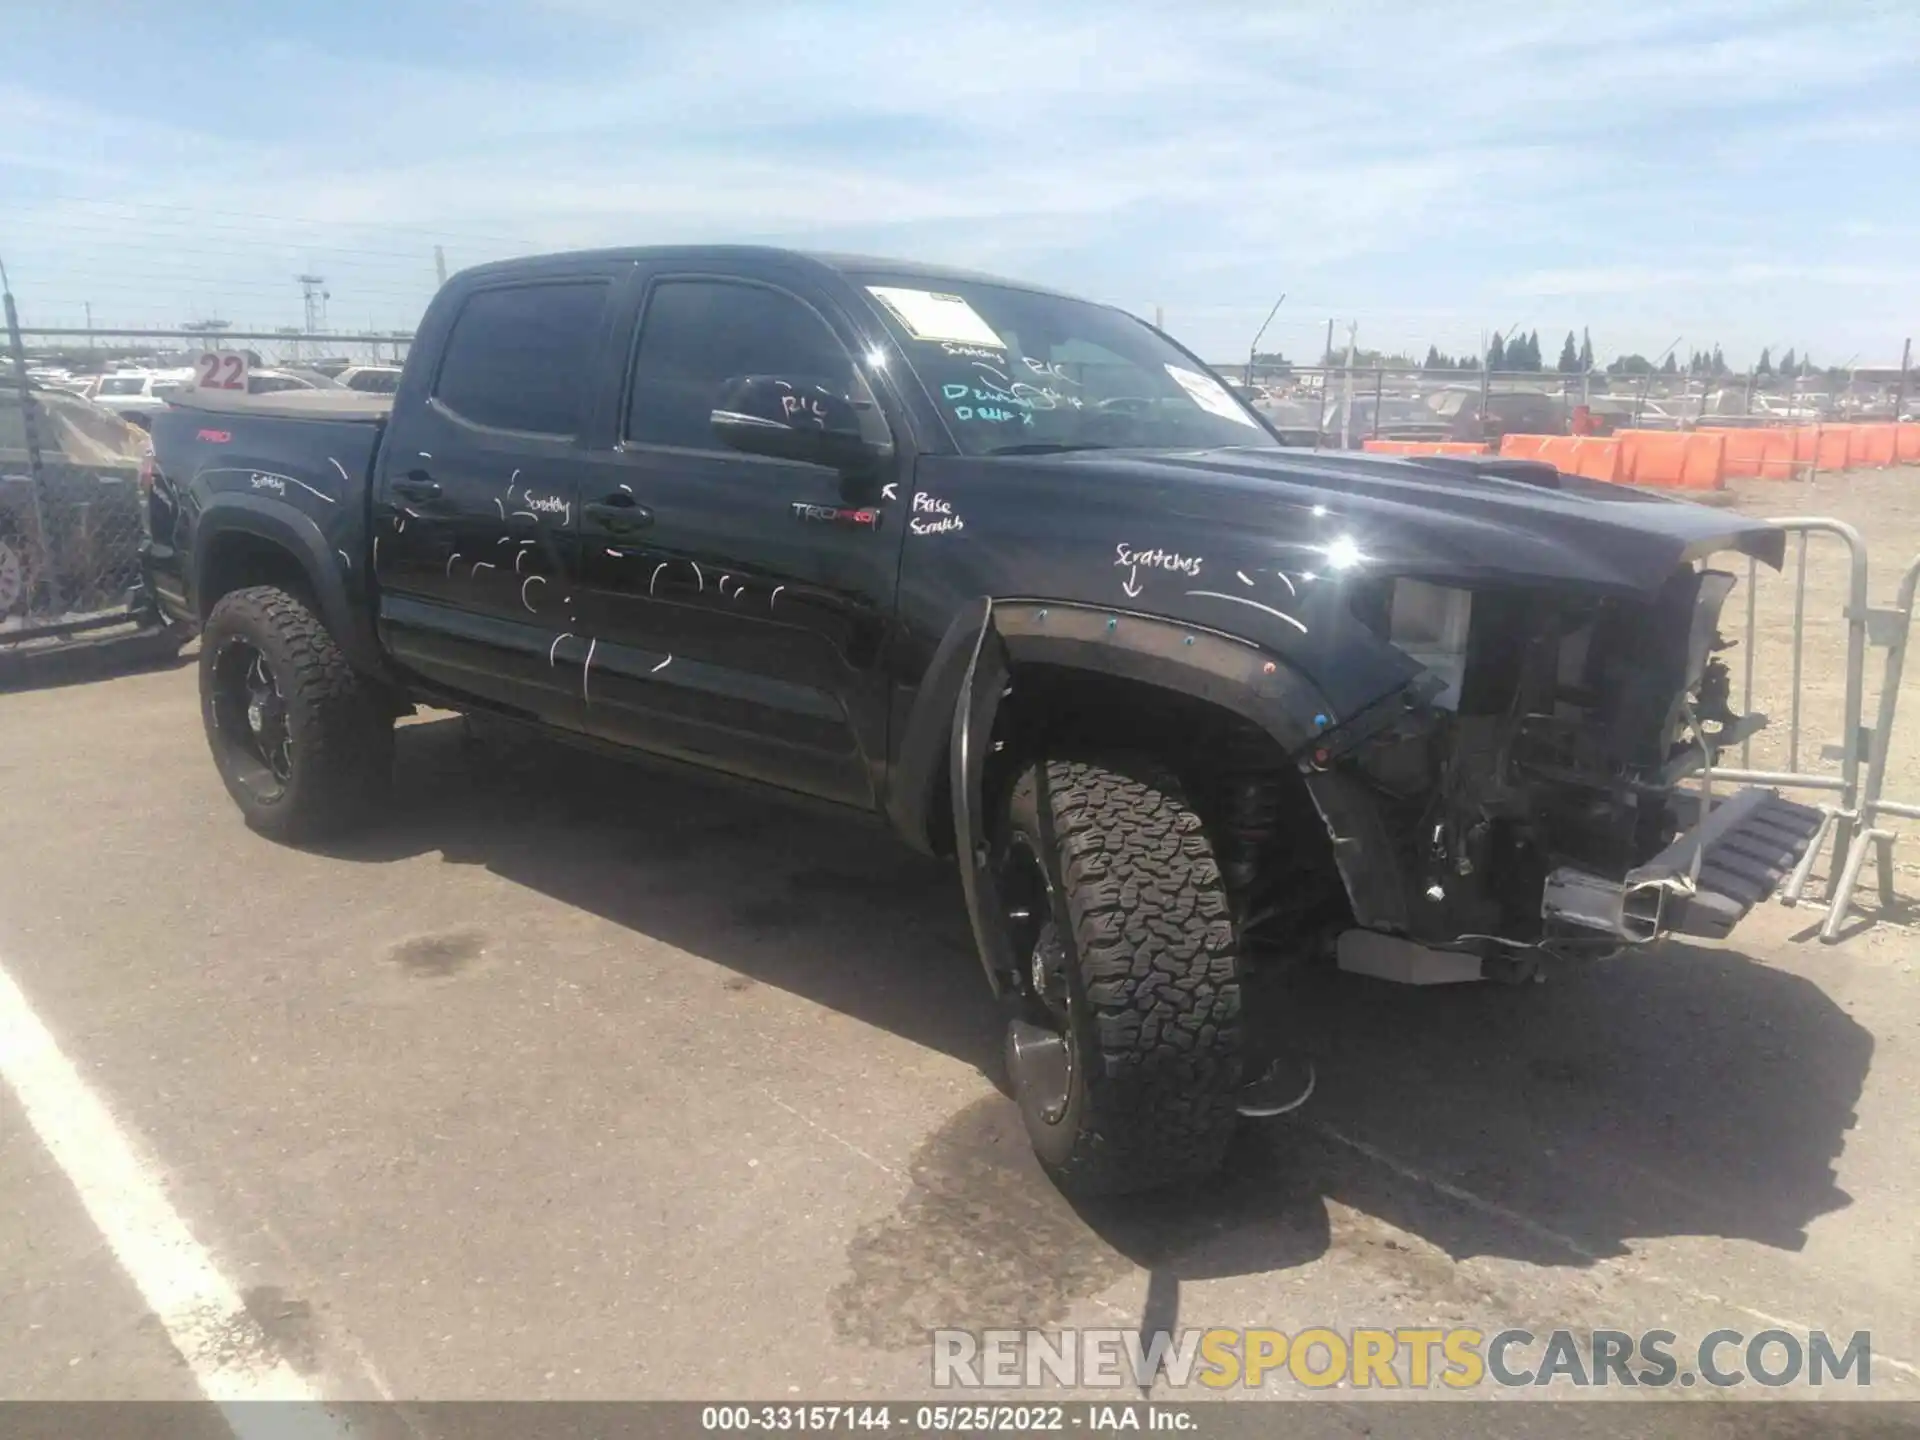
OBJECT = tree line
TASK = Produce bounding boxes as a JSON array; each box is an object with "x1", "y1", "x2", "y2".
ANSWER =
[{"x1": 1260, "y1": 329, "x2": 1850, "y2": 381}]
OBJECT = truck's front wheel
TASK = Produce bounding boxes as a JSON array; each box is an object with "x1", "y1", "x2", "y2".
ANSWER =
[
  {"x1": 996, "y1": 754, "x2": 1245, "y2": 1196},
  {"x1": 199, "y1": 585, "x2": 393, "y2": 842}
]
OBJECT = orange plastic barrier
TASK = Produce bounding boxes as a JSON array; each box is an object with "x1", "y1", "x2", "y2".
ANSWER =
[
  {"x1": 1702, "y1": 427, "x2": 1798, "y2": 480},
  {"x1": 1496, "y1": 434, "x2": 1552, "y2": 461},
  {"x1": 1361, "y1": 440, "x2": 1492, "y2": 456},
  {"x1": 1614, "y1": 430, "x2": 1726, "y2": 490},
  {"x1": 1899, "y1": 423, "x2": 1920, "y2": 464},
  {"x1": 1815, "y1": 426, "x2": 1854, "y2": 472},
  {"x1": 1791, "y1": 426, "x2": 1820, "y2": 465},
  {"x1": 1853, "y1": 424, "x2": 1899, "y2": 468},
  {"x1": 1496, "y1": 433, "x2": 1622, "y2": 483}
]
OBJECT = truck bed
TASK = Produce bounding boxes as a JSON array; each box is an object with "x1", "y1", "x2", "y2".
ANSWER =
[{"x1": 166, "y1": 389, "x2": 394, "y2": 423}]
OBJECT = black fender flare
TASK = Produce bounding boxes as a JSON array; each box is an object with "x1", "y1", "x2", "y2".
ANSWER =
[
  {"x1": 192, "y1": 496, "x2": 387, "y2": 678},
  {"x1": 898, "y1": 598, "x2": 1359, "y2": 997}
]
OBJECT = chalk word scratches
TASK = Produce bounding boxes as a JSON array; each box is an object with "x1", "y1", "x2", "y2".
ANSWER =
[
  {"x1": 910, "y1": 491, "x2": 965, "y2": 536},
  {"x1": 337, "y1": 549, "x2": 351, "y2": 571},
  {"x1": 1185, "y1": 590, "x2": 1308, "y2": 635},
  {"x1": 522, "y1": 575, "x2": 546, "y2": 613},
  {"x1": 582, "y1": 638, "x2": 598, "y2": 706},
  {"x1": 651, "y1": 654, "x2": 672, "y2": 674},
  {"x1": 471, "y1": 561, "x2": 495, "y2": 577},
  {"x1": 940, "y1": 343, "x2": 1003, "y2": 362},
  {"x1": 780, "y1": 394, "x2": 828, "y2": 424},
  {"x1": 881, "y1": 483, "x2": 899, "y2": 501},
  {"x1": 327, "y1": 457, "x2": 351, "y2": 484},
  {"x1": 1115, "y1": 543, "x2": 1203, "y2": 597},
  {"x1": 231, "y1": 468, "x2": 335, "y2": 504},
  {"x1": 446, "y1": 553, "x2": 462, "y2": 578},
  {"x1": 649, "y1": 562, "x2": 669, "y2": 596},
  {"x1": 549, "y1": 632, "x2": 573, "y2": 667},
  {"x1": 522, "y1": 491, "x2": 571, "y2": 523}
]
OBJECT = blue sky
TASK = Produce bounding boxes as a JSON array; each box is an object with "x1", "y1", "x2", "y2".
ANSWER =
[{"x1": 2, "y1": 1, "x2": 1916, "y2": 367}]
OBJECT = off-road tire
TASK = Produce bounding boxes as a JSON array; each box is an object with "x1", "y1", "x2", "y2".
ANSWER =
[
  {"x1": 1002, "y1": 754, "x2": 1245, "y2": 1196},
  {"x1": 199, "y1": 585, "x2": 392, "y2": 842}
]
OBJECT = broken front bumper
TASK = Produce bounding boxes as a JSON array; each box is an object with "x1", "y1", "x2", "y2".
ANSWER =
[{"x1": 1541, "y1": 786, "x2": 1826, "y2": 943}]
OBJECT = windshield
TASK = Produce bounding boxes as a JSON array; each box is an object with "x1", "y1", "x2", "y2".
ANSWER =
[
  {"x1": 854, "y1": 276, "x2": 1278, "y2": 456},
  {"x1": 98, "y1": 377, "x2": 146, "y2": 396}
]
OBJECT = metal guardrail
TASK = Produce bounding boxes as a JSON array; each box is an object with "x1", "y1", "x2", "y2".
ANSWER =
[
  {"x1": 1826, "y1": 551, "x2": 1920, "y2": 939},
  {"x1": 1708, "y1": 518, "x2": 1871, "y2": 925}
]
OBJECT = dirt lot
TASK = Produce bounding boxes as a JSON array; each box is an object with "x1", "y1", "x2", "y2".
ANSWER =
[{"x1": 2, "y1": 471, "x2": 1919, "y2": 1429}]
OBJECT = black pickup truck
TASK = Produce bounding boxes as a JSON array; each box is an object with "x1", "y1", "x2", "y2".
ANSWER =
[{"x1": 144, "y1": 246, "x2": 1809, "y2": 1196}]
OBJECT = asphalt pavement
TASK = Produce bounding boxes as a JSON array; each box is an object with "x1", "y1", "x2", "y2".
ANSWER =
[{"x1": 2, "y1": 656, "x2": 1918, "y2": 1429}]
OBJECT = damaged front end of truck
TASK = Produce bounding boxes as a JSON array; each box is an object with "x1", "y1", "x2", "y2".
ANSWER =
[{"x1": 1263, "y1": 466, "x2": 1821, "y2": 980}]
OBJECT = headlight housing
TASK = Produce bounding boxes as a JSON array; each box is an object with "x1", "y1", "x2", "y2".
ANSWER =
[{"x1": 1387, "y1": 579, "x2": 1473, "y2": 710}]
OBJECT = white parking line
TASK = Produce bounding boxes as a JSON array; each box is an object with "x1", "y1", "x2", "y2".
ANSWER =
[{"x1": 0, "y1": 958, "x2": 349, "y2": 1435}]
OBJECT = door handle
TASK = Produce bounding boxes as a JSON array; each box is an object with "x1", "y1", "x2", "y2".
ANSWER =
[
  {"x1": 584, "y1": 498, "x2": 653, "y2": 534},
  {"x1": 393, "y1": 472, "x2": 440, "y2": 500}
]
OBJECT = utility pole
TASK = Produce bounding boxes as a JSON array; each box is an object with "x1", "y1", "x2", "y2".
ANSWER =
[
  {"x1": 1246, "y1": 292, "x2": 1285, "y2": 387},
  {"x1": 297, "y1": 273, "x2": 328, "y2": 335},
  {"x1": 1323, "y1": 317, "x2": 1334, "y2": 367},
  {"x1": 434, "y1": 246, "x2": 448, "y2": 288},
  {"x1": 1339, "y1": 322, "x2": 1358, "y2": 450},
  {"x1": 84, "y1": 301, "x2": 92, "y2": 349},
  {"x1": 1153, "y1": 305, "x2": 1163, "y2": 331},
  {"x1": 1895, "y1": 336, "x2": 1912, "y2": 422},
  {"x1": 1633, "y1": 337, "x2": 1683, "y2": 427},
  {"x1": 1478, "y1": 330, "x2": 1491, "y2": 442}
]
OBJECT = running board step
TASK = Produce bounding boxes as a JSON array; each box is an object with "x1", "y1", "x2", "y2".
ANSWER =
[{"x1": 1660, "y1": 788, "x2": 1826, "y2": 939}]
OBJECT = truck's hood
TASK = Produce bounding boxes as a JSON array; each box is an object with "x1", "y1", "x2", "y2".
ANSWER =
[{"x1": 1069, "y1": 447, "x2": 1786, "y2": 596}]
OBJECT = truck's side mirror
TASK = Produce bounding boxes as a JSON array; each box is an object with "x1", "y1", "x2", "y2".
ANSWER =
[{"x1": 710, "y1": 375, "x2": 891, "y2": 474}]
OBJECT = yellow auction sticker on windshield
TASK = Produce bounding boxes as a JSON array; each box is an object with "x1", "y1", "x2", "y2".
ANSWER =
[
  {"x1": 1165, "y1": 364, "x2": 1260, "y2": 427},
  {"x1": 867, "y1": 286, "x2": 1006, "y2": 348}
]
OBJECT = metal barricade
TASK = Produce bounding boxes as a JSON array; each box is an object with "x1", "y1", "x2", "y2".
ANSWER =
[
  {"x1": 1706, "y1": 518, "x2": 1872, "y2": 930},
  {"x1": 1826, "y1": 551, "x2": 1920, "y2": 939}
]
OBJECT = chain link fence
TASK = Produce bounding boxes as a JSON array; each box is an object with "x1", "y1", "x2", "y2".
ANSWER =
[
  {"x1": 1230, "y1": 364, "x2": 1913, "y2": 449},
  {"x1": 0, "y1": 379, "x2": 160, "y2": 652}
]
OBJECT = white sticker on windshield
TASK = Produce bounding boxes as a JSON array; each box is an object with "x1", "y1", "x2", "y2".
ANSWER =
[
  {"x1": 1164, "y1": 364, "x2": 1259, "y2": 428},
  {"x1": 866, "y1": 286, "x2": 1005, "y2": 349}
]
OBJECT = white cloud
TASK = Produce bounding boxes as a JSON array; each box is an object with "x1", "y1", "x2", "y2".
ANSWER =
[{"x1": 2, "y1": 0, "x2": 1916, "y2": 362}]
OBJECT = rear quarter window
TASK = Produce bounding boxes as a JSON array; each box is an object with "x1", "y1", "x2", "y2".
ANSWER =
[{"x1": 432, "y1": 281, "x2": 608, "y2": 436}]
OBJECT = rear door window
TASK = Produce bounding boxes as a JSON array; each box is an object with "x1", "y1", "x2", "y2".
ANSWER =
[{"x1": 433, "y1": 281, "x2": 609, "y2": 437}]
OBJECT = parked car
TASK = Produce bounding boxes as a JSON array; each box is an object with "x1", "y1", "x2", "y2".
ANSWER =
[
  {"x1": 335, "y1": 365, "x2": 405, "y2": 395},
  {"x1": 94, "y1": 370, "x2": 193, "y2": 429},
  {"x1": 145, "y1": 244, "x2": 1802, "y2": 1198},
  {"x1": 1, "y1": 385, "x2": 151, "y2": 619},
  {"x1": 1253, "y1": 394, "x2": 1322, "y2": 445},
  {"x1": 1426, "y1": 387, "x2": 1569, "y2": 442},
  {"x1": 1324, "y1": 394, "x2": 1453, "y2": 445}
]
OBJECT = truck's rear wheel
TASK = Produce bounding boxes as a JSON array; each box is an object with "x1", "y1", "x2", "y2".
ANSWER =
[
  {"x1": 199, "y1": 585, "x2": 392, "y2": 842},
  {"x1": 996, "y1": 754, "x2": 1245, "y2": 1196}
]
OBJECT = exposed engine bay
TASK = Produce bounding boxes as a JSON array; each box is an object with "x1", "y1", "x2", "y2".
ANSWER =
[{"x1": 1272, "y1": 560, "x2": 1759, "y2": 958}]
